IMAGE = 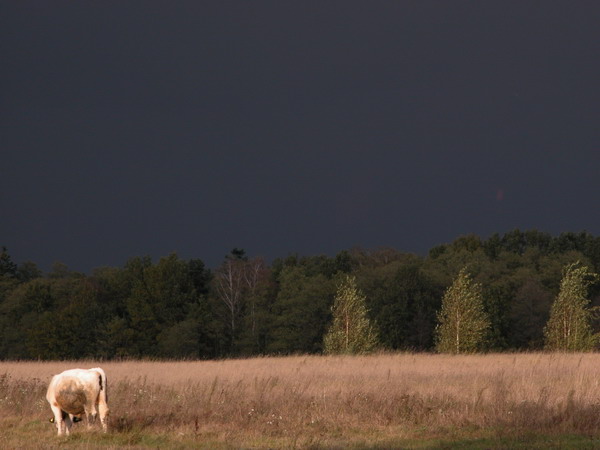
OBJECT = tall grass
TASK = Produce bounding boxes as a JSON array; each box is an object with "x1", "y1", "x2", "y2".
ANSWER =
[{"x1": 2, "y1": 353, "x2": 600, "y2": 447}]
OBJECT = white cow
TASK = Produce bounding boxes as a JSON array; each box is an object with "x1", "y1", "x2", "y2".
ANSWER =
[{"x1": 46, "y1": 367, "x2": 109, "y2": 435}]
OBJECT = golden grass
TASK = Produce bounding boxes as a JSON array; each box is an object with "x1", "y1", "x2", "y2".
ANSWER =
[{"x1": 2, "y1": 353, "x2": 600, "y2": 448}]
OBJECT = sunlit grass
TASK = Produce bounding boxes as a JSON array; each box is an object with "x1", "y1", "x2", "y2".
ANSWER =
[{"x1": 1, "y1": 353, "x2": 600, "y2": 448}]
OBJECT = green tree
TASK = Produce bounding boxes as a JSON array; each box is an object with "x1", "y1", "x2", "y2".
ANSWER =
[
  {"x1": 358, "y1": 261, "x2": 440, "y2": 351},
  {"x1": 0, "y1": 246, "x2": 17, "y2": 278},
  {"x1": 0, "y1": 247, "x2": 20, "y2": 315},
  {"x1": 267, "y1": 266, "x2": 334, "y2": 354},
  {"x1": 323, "y1": 275, "x2": 379, "y2": 354},
  {"x1": 509, "y1": 279, "x2": 553, "y2": 349},
  {"x1": 544, "y1": 262, "x2": 599, "y2": 351},
  {"x1": 0, "y1": 279, "x2": 53, "y2": 358},
  {"x1": 92, "y1": 254, "x2": 215, "y2": 358},
  {"x1": 435, "y1": 267, "x2": 490, "y2": 353},
  {"x1": 23, "y1": 277, "x2": 101, "y2": 359},
  {"x1": 237, "y1": 258, "x2": 274, "y2": 356}
]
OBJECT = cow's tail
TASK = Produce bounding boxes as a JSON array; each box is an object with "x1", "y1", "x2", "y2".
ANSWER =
[
  {"x1": 91, "y1": 367, "x2": 108, "y2": 404},
  {"x1": 90, "y1": 367, "x2": 109, "y2": 431}
]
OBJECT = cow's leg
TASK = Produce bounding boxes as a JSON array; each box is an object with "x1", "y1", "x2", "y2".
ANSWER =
[
  {"x1": 85, "y1": 399, "x2": 98, "y2": 429},
  {"x1": 49, "y1": 404, "x2": 63, "y2": 435},
  {"x1": 64, "y1": 413, "x2": 73, "y2": 435}
]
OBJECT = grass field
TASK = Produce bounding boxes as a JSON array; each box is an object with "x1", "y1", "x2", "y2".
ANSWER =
[{"x1": 2, "y1": 353, "x2": 600, "y2": 448}]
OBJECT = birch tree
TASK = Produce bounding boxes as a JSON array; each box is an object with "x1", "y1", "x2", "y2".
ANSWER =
[
  {"x1": 544, "y1": 261, "x2": 599, "y2": 351},
  {"x1": 214, "y1": 252, "x2": 246, "y2": 349},
  {"x1": 435, "y1": 267, "x2": 490, "y2": 353},
  {"x1": 323, "y1": 275, "x2": 379, "y2": 354}
]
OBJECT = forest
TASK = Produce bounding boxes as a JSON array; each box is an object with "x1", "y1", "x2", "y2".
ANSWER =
[{"x1": 1, "y1": 229, "x2": 600, "y2": 360}]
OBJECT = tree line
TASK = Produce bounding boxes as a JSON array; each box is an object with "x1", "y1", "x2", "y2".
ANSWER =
[{"x1": 1, "y1": 229, "x2": 600, "y2": 360}]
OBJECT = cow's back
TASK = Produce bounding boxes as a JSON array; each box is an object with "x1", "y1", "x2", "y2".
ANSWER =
[{"x1": 47, "y1": 369, "x2": 102, "y2": 413}]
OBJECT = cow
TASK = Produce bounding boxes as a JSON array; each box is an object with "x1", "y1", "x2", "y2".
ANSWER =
[{"x1": 46, "y1": 367, "x2": 109, "y2": 436}]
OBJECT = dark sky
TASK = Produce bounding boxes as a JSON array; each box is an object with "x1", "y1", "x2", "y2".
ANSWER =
[{"x1": 2, "y1": 1, "x2": 600, "y2": 273}]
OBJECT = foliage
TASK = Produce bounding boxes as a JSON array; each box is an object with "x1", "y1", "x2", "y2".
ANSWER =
[
  {"x1": 509, "y1": 279, "x2": 553, "y2": 349},
  {"x1": 212, "y1": 250, "x2": 272, "y2": 354},
  {"x1": 267, "y1": 266, "x2": 335, "y2": 353},
  {"x1": 357, "y1": 260, "x2": 440, "y2": 350},
  {"x1": 2, "y1": 231, "x2": 600, "y2": 359},
  {"x1": 544, "y1": 262, "x2": 600, "y2": 351},
  {"x1": 0, "y1": 246, "x2": 17, "y2": 278},
  {"x1": 435, "y1": 267, "x2": 490, "y2": 354},
  {"x1": 323, "y1": 275, "x2": 379, "y2": 354}
]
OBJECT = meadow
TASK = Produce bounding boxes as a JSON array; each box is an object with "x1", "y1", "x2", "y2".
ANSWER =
[{"x1": 2, "y1": 353, "x2": 600, "y2": 449}]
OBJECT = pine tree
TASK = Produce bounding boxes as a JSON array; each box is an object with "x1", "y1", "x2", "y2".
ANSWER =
[
  {"x1": 323, "y1": 275, "x2": 379, "y2": 354},
  {"x1": 544, "y1": 261, "x2": 599, "y2": 351},
  {"x1": 435, "y1": 267, "x2": 490, "y2": 354}
]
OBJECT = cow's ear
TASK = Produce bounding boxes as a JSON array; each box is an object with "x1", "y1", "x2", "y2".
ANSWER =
[{"x1": 49, "y1": 417, "x2": 55, "y2": 423}]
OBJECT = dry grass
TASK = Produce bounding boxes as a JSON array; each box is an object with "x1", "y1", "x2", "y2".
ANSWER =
[{"x1": 2, "y1": 353, "x2": 600, "y2": 448}]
